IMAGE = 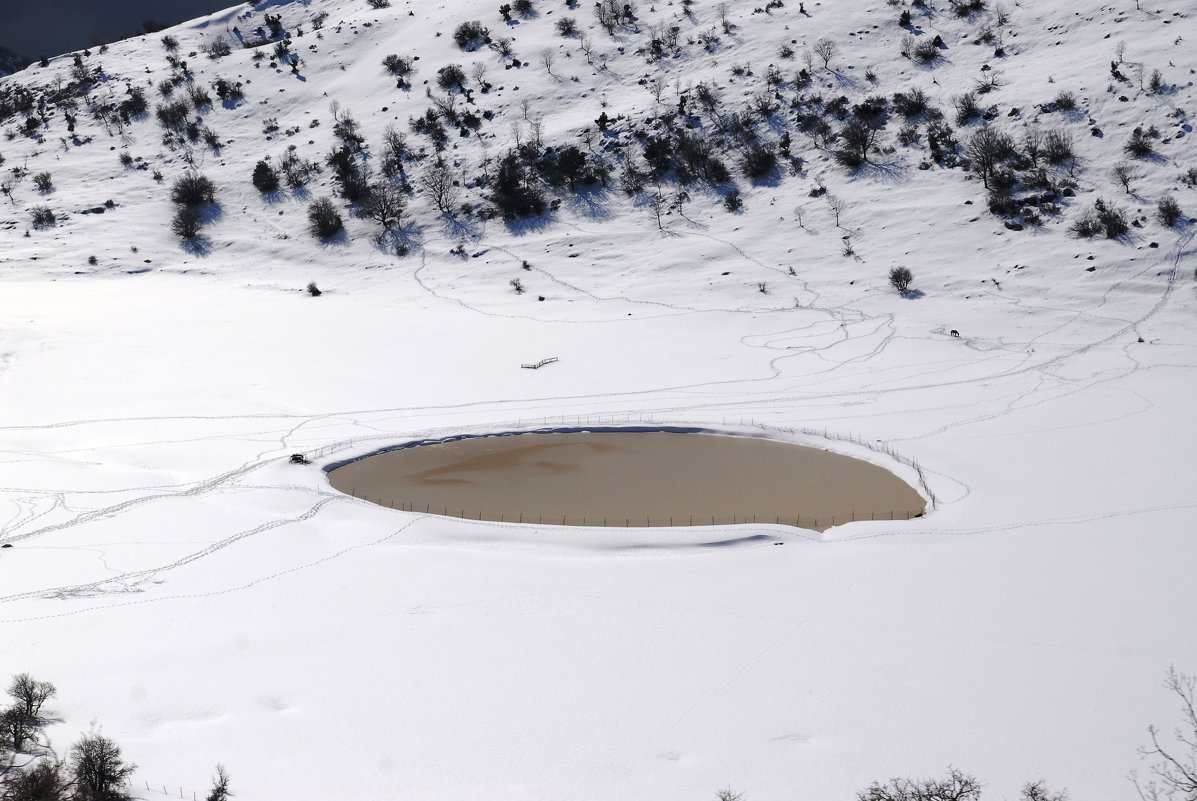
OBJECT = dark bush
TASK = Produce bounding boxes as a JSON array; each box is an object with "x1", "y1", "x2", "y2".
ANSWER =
[
  {"x1": 1125, "y1": 128, "x2": 1153, "y2": 158},
  {"x1": 437, "y1": 64, "x2": 467, "y2": 91},
  {"x1": 892, "y1": 88, "x2": 928, "y2": 118},
  {"x1": 556, "y1": 16, "x2": 577, "y2": 35},
  {"x1": 492, "y1": 152, "x2": 546, "y2": 220},
  {"x1": 889, "y1": 266, "x2": 913, "y2": 292},
  {"x1": 453, "y1": 20, "x2": 490, "y2": 50},
  {"x1": 382, "y1": 54, "x2": 413, "y2": 75},
  {"x1": 30, "y1": 206, "x2": 56, "y2": 227},
  {"x1": 913, "y1": 39, "x2": 940, "y2": 62},
  {"x1": 171, "y1": 172, "x2": 216, "y2": 205},
  {"x1": 252, "y1": 160, "x2": 280, "y2": 192},
  {"x1": 1053, "y1": 90, "x2": 1076, "y2": 111},
  {"x1": 723, "y1": 191, "x2": 743, "y2": 212},
  {"x1": 33, "y1": 171, "x2": 52, "y2": 191},
  {"x1": 1042, "y1": 129, "x2": 1073, "y2": 164},
  {"x1": 1157, "y1": 195, "x2": 1182, "y2": 227},
  {"x1": 740, "y1": 144, "x2": 778, "y2": 179},
  {"x1": 954, "y1": 91, "x2": 980, "y2": 124},
  {"x1": 171, "y1": 206, "x2": 202, "y2": 239},
  {"x1": 308, "y1": 197, "x2": 343, "y2": 238},
  {"x1": 155, "y1": 100, "x2": 190, "y2": 130},
  {"x1": 119, "y1": 87, "x2": 148, "y2": 119},
  {"x1": 213, "y1": 78, "x2": 243, "y2": 102},
  {"x1": 1073, "y1": 198, "x2": 1128, "y2": 238}
]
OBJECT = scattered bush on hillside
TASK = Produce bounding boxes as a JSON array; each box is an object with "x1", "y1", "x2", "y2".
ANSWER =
[
  {"x1": 740, "y1": 144, "x2": 778, "y2": 179},
  {"x1": 888, "y1": 266, "x2": 913, "y2": 293},
  {"x1": 203, "y1": 37, "x2": 232, "y2": 58},
  {"x1": 382, "y1": 53, "x2": 413, "y2": 77},
  {"x1": 556, "y1": 16, "x2": 578, "y2": 36},
  {"x1": 453, "y1": 20, "x2": 490, "y2": 50},
  {"x1": 1125, "y1": 128, "x2": 1154, "y2": 158},
  {"x1": 32, "y1": 171, "x2": 52, "y2": 191},
  {"x1": 437, "y1": 64, "x2": 468, "y2": 91},
  {"x1": 188, "y1": 84, "x2": 212, "y2": 110},
  {"x1": 491, "y1": 152, "x2": 546, "y2": 220},
  {"x1": 892, "y1": 88, "x2": 929, "y2": 118},
  {"x1": 1157, "y1": 195, "x2": 1183, "y2": 228},
  {"x1": 595, "y1": 0, "x2": 635, "y2": 34},
  {"x1": 30, "y1": 206, "x2": 55, "y2": 228},
  {"x1": 213, "y1": 77, "x2": 244, "y2": 103},
  {"x1": 912, "y1": 38, "x2": 941, "y2": 62},
  {"x1": 252, "y1": 160, "x2": 280, "y2": 192},
  {"x1": 155, "y1": 99, "x2": 190, "y2": 130},
  {"x1": 306, "y1": 282, "x2": 322, "y2": 297},
  {"x1": 171, "y1": 206, "x2": 202, "y2": 239},
  {"x1": 1072, "y1": 199, "x2": 1128, "y2": 238},
  {"x1": 954, "y1": 91, "x2": 980, "y2": 124},
  {"x1": 1052, "y1": 90, "x2": 1076, "y2": 111},
  {"x1": 367, "y1": 0, "x2": 391, "y2": 7},
  {"x1": 308, "y1": 197, "x2": 344, "y2": 238},
  {"x1": 171, "y1": 172, "x2": 216, "y2": 205},
  {"x1": 723, "y1": 190, "x2": 743, "y2": 212},
  {"x1": 161, "y1": 34, "x2": 178, "y2": 50}
]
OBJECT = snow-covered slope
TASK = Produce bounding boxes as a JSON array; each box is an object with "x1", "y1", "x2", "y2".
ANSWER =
[{"x1": 1, "y1": 0, "x2": 1196, "y2": 798}]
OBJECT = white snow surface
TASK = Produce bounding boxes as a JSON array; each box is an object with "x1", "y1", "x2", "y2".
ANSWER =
[{"x1": 1, "y1": 0, "x2": 1196, "y2": 798}]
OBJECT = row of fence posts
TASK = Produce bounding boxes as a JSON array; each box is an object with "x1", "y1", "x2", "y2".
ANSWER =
[
  {"x1": 134, "y1": 779, "x2": 197, "y2": 800},
  {"x1": 347, "y1": 489, "x2": 919, "y2": 528}
]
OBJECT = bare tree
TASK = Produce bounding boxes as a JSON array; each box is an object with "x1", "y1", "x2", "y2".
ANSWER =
[
  {"x1": 6, "y1": 675, "x2": 56, "y2": 722},
  {"x1": 1112, "y1": 163, "x2": 1135, "y2": 194},
  {"x1": 813, "y1": 37, "x2": 837, "y2": 69},
  {"x1": 827, "y1": 194, "x2": 847, "y2": 227},
  {"x1": 469, "y1": 62, "x2": 488, "y2": 89},
  {"x1": 206, "y1": 764, "x2": 232, "y2": 801},
  {"x1": 540, "y1": 49, "x2": 557, "y2": 77},
  {"x1": 646, "y1": 75, "x2": 667, "y2": 103},
  {"x1": 1, "y1": 758, "x2": 70, "y2": 801},
  {"x1": 717, "y1": 3, "x2": 732, "y2": 34},
  {"x1": 361, "y1": 182, "x2": 405, "y2": 228},
  {"x1": 421, "y1": 161, "x2": 460, "y2": 214},
  {"x1": 70, "y1": 734, "x2": 136, "y2": 801},
  {"x1": 649, "y1": 191, "x2": 666, "y2": 229},
  {"x1": 1, "y1": 706, "x2": 40, "y2": 753},
  {"x1": 1133, "y1": 667, "x2": 1197, "y2": 801},
  {"x1": 965, "y1": 127, "x2": 1015, "y2": 189}
]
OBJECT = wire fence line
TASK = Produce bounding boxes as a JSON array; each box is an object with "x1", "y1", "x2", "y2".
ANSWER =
[{"x1": 301, "y1": 413, "x2": 938, "y2": 513}]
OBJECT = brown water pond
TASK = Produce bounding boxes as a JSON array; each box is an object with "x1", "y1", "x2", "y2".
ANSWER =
[{"x1": 327, "y1": 430, "x2": 926, "y2": 531}]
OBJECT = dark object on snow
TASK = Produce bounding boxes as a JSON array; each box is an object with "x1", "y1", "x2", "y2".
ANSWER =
[
  {"x1": 1, "y1": 543, "x2": 12, "y2": 548},
  {"x1": 950, "y1": 329, "x2": 961, "y2": 338},
  {"x1": 290, "y1": 454, "x2": 310, "y2": 464}
]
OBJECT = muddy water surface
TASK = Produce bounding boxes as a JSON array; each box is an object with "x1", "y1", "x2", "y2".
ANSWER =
[{"x1": 328, "y1": 431, "x2": 925, "y2": 530}]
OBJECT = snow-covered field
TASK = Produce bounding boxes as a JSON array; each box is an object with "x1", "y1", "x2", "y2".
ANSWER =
[{"x1": 2, "y1": 0, "x2": 1196, "y2": 797}]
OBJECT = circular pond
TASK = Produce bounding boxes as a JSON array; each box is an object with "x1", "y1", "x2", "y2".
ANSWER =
[{"x1": 327, "y1": 430, "x2": 925, "y2": 530}]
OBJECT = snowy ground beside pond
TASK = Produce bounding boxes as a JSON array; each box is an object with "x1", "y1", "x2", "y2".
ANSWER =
[{"x1": 2, "y1": 0, "x2": 1197, "y2": 797}]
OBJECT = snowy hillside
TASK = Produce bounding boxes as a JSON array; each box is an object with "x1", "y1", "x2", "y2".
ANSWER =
[{"x1": 1, "y1": 0, "x2": 1196, "y2": 798}]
